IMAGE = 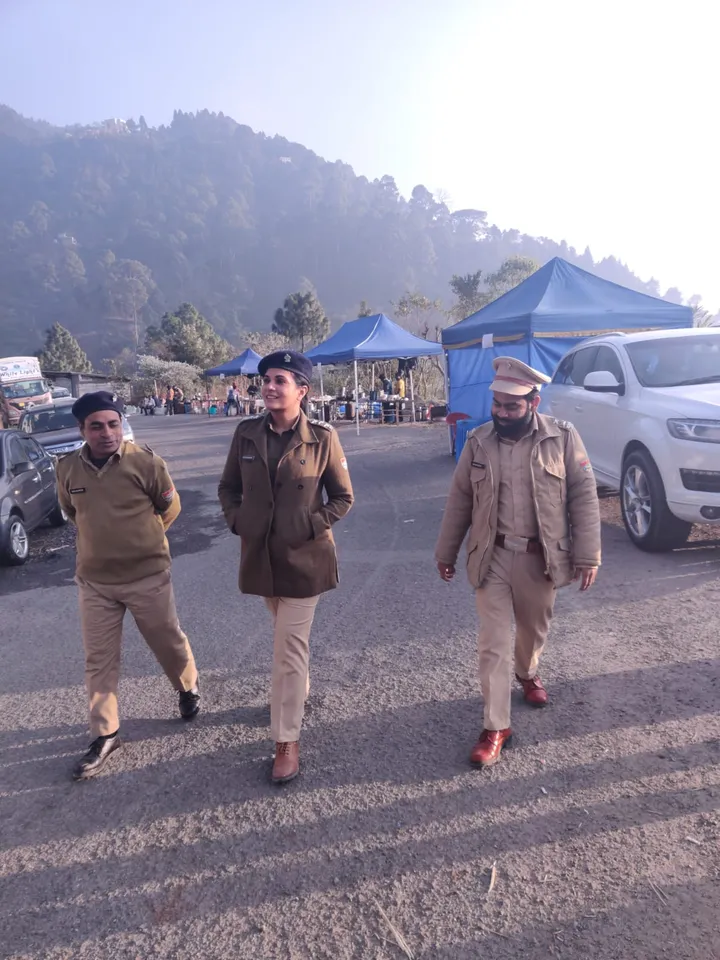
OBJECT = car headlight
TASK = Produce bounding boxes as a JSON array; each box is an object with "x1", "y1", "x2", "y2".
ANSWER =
[{"x1": 667, "y1": 419, "x2": 720, "y2": 444}]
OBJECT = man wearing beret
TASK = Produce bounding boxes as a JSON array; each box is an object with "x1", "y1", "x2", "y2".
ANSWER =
[
  {"x1": 435, "y1": 357, "x2": 601, "y2": 767},
  {"x1": 219, "y1": 350, "x2": 354, "y2": 783},
  {"x1": 57, "y1": 392, "x2": 200, "y2": 780}
]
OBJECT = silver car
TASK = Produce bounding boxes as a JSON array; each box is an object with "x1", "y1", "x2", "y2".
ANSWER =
[{"x1": 18, "y1": 398, "x2": 134, "y2": 458}]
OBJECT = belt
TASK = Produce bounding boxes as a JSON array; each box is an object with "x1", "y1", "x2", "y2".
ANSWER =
[{"x1": 495, "y1": 534, "x2": 543, "y2": 555}]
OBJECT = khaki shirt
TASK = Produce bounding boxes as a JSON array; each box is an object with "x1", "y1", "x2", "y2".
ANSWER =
[
  {"x1": 57, "y1": 441, "x2": 180, "y2": 585},
  {"x1": 496, "y1": 434, "x2": 539, "y2": 539}
]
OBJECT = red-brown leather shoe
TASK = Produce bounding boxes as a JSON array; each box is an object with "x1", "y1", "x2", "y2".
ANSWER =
[
  {"x1": 272, "y1": 741, "x2": 299, "y2": 784},
  {"x1": 516, "y1": 674, "x2": 548, "y2": 707},
  {"x1": 469, "y1": 728, "x2": 512, "y2": 767}
]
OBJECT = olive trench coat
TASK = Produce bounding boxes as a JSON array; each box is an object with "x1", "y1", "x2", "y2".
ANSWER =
[{"x1": 218, "y1": 412, "x2": 354, "y2": 598}]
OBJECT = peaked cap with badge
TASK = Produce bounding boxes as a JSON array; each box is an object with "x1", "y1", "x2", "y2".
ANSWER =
[
  {"x1": 258, "y1": 350, "x2": 313, "y2": 383},
  {"x1": 490, "y1": 357, "x2": 552, "y2": 396},
  {"x1": 72, "y1": 390, "x2": 125, "y2": 421}
]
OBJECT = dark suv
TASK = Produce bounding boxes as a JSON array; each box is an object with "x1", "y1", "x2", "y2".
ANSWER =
[{"x1": 0, "y1": 430, "x2": 68, "y2": 565}]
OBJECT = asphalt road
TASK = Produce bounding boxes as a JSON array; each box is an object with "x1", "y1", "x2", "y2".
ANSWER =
[{"x1": 1, "y1": 416, "x2": 719, "y2": 960}]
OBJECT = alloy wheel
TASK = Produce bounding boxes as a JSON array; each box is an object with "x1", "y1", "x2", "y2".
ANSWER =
[
  {"x1": 622, "y1": 464, "x2": 652, "y2": 539},
  {"x1": 9, "y1": 520, "x2": 29, "y2": 560}
]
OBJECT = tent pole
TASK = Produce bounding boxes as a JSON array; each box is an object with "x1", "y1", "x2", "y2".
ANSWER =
[
  {"x1": 354, "y1": 360, "x2": 360, "y2": 436},
  {"x1": 444, "y1": 350, "x2": 453, "y2": 454},
  {"x1": 409, "y1": 368, "x2": 416, "y2": 422},
  {"x1": 318, "y1": 363, "x2": 324, "y2": 420}
]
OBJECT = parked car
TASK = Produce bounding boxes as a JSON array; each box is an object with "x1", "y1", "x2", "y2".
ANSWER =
[
  {"x1": 540, "y1": 328, "x2": 720, "y2": 552},
  {"x1": 50, "y1": 386, "x2": 72, "y2": 399},
  {"x1": 0, "y1": 430, "x2": 68, "y2": 565},
  {"x1": 18, "y1": 398, "x2": 134, "y2": 458}
]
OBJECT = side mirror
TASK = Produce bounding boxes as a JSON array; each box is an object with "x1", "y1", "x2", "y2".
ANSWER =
[
  {"x1": 584, "y1": 370, "x2": 624, "y2": 395},
  {"x1": 11, "y1": 461, "x2": 34, "y2": 477}
]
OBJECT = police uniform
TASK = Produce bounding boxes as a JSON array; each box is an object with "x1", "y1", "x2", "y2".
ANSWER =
[
  {"x1": 57, "y1": 392, "x2": 199, "y2": 778},
  {"x1": 218, "y1": 351, "x2": 354, "y2": 780},
  {"x1": 435, "y1": 358, "x2": 601, "y2": 765}
]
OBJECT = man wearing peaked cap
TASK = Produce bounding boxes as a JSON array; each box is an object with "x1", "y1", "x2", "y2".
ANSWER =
[
  {"x1": 435, "y1": 356, "x2": 601, "y2": 768},
  {"x1": 56, "y1": 391, "x2": 201, "y2": 781}
]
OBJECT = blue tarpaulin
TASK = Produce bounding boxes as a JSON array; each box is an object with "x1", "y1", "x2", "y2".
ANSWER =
[
  {"x1": 205, "y1": 348, "x2": 261, "y2": 377},
  {"x1": 305, "y1": 313, "x2": 443, "y2": 364},
  {"x1": 442, "y1": 257, "x2": 693, "y2": 422}
]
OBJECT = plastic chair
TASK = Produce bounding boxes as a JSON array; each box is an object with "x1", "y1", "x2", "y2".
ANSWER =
[{"x1": 445, "y1": 411, "x2": 471, "y2": 455}]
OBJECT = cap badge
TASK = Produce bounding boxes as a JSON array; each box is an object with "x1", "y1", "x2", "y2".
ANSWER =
[
  {"x1": 503, "y1": 361, "x2": 512, "y2": 372},
  {"x1": 111, "y1": 393, "x2": 118, "y2": 402},
  {"x1": 284, "y1": 353, "x2": 291, "y2": 363}
]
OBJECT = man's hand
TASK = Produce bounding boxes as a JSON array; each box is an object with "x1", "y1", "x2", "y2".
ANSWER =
[
  {"x1": 437, "y1": 561, "x2": 456, "y2": 582},
  {"x1": 574, "y1": 567, "x2": 598, "y2": 591}
]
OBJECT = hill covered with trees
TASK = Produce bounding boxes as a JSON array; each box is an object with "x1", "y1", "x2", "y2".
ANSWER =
[{"x1": 0, "y1": 104, "x2": 697, "y2": 364}]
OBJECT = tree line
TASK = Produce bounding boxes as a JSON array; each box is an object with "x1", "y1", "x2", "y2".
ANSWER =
[{"x1": 3, "y1": 104, "x2": 713, "y2": 367}]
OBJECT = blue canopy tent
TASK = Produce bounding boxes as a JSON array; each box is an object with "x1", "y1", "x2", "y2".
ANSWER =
[
  {"x1": 442, "y1": 257, "x2": 693, "y2": 423},
  {"x1": 305, "y1": 313, "x2": 443, "y2": 434},
  {"x1": 204, "y1": 348, "x2": 261, "y2": 378}
]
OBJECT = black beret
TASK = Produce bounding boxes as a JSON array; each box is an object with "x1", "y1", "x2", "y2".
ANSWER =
[
  {"x1": 258, "y1": 350, "x2": 313, "y2": 382},
  {"x1": 72, "y1": 390, "x2": 125, "y2": 421}
]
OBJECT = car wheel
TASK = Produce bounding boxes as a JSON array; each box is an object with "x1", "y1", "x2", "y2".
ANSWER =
[
  {"x1": 620, "y1": 450, "x2": 692, "y2": 552},
  {"x1": 0, "y1": 515, "x2": 30, "y2": 565},
  {"x1": 48, "y1": 501, "x2": 69, "y2": 527}
]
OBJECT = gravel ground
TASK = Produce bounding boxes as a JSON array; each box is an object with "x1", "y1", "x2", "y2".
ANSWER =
[{"x1": 1, "y1": 418, "x2": 719, "y2": 960}]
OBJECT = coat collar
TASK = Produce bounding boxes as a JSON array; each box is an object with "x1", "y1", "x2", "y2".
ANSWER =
[
  {"x1": 471, "y1": 411, "x2": 561, "y2": 445},
  {"x1": 241, "y1": 410, "x2": 320, "y2": 462}
]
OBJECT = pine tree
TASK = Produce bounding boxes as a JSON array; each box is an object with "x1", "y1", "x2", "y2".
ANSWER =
[
  {"x1": 36, "y1": 323, "x2": 93, "y2": 372},
  {"x1": 272, "y1": 292, "x2": 330, "y2": 351}
]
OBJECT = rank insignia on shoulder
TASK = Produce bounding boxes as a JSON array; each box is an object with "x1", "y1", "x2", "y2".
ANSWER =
[
  {"x1": 239, "y1": 414, "x2": 263, "y2": 423},
  {"x1": 143, "y1": 443, "x2": 156, "y2": 455},
  {"x1": 553, "y1": 418, "x2": 574, "y2": 430},
  {"x1": 309, "y1": 419, "x2": 333, "y2": 431}
]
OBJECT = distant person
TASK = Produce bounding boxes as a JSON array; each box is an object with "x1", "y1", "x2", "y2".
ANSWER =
[
  {"x1": 57, "y1": 391, "x2": 200, "y2": 780},
  {"x1": 218, "y1": 351, "x2": 354, "y2": 784},
  {"x1": 395, "y1": 374, "x2": 406, "y2": 399},
  {"x1": 226, "y1": 382, "x2": 239, "y2": 416},
  {"x1": 381, "y1": 376, "x2": 392, "y2": 395},
  {"x1": 165, "y1": 385, "x2": 175, "y2": 416},
  {"x1": 435, "y1": 357, "x2": 601, "y2": 768}
]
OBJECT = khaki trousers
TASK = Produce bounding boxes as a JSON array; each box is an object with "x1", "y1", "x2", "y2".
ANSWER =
[
  {"x1": 475, "y1": 546, "x2": 556, "y2": 731},
  {"x1": 76, "y1": 568, "x2": 198, "y2": 736},
  {"x1": 264, "y1": 596, "x2": 319, "y2": 743}
]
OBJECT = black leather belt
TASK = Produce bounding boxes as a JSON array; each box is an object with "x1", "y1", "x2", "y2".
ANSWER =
[{"x1": 495, "y1": 534, "x2": 543, "y2": 555}]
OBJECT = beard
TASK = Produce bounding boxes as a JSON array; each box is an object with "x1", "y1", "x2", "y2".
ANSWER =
[{"x1": 493, "y1": 407, "x2": 534, "y2": 440}]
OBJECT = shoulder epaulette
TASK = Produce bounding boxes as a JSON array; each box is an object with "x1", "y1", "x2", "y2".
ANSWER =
[
  {"x1": 308, "y1": 419, "x2": 334, "y2": 431},
  {"x1": 238, "y1": 414, "x2": 263, "y2": 423},
  {"x1": 552, "y1": 418, "x2": 574, "y2": 431},
  {"x1": 142, "y1": 443, "x2": 156, "y2": 455}
]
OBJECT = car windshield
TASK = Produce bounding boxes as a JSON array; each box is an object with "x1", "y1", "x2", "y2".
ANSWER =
[
  {"x1": 625, "y1": 336, "x2": 720, "y2": 387},
  {"x1": 21, "y1": 407, "x2": 77, "y2": 434},
  {"x1": 3, "y1": 379, "x2": 47, "y2": 399}
]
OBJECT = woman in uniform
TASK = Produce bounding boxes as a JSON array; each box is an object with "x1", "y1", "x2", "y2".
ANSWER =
[{"x1": 218, "y1": 350, "x2": 354, "y2": 784}]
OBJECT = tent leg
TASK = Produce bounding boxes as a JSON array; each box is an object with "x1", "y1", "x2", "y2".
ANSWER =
[
  {"x1": 444, "y1": 351, "x2": 452, "y2": 454},
  {"x1": 409, "y1": 368, "x2": 416, "y2": 422},
  {"x1": 318, "y1": 363, "x2": 324, "y2": 420},
  {"x1": 354, "y1": 360, "x2": 360, "y2": 436}
]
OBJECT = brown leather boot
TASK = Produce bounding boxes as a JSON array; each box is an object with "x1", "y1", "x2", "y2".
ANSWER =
[
  {"x1": 271, "y1": 741, "x2": 299, "y2": 784},
  {"x1": 516, "y1": 674, "x2": 548, "y2": 707},
  {"x1": 469, "y1": 728, "x2": 512, "y2": 767}
]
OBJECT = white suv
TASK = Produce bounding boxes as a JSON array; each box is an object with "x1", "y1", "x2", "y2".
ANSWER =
[{"x1": 539, "y1": 328, "x2": 720, "y2": 551}]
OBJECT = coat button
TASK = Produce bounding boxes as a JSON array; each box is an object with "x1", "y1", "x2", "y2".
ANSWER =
[
  {"x1": 300, "y1": 459, "x2": 306, "y2": 465},
  {"x1": 297, "y1": 483, "x2": 304, "y2": 489}
]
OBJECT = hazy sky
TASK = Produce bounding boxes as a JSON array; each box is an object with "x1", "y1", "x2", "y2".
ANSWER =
[{"x1": 2, "y1": 0, "x2": 716, "y2": 309}]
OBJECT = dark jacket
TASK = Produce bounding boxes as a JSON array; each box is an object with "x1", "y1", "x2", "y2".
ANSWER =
[{"x1": 218, "y1": 412, "x2": 354, "y2": 598}]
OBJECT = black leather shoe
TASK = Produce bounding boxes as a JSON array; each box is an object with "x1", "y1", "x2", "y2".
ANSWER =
[
  {"x1": 179, "y1": 685, "x2": 200, "y2": 720},
  {"x1": 72, "y1": 735, "x2": 122, "y2": 781}
]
